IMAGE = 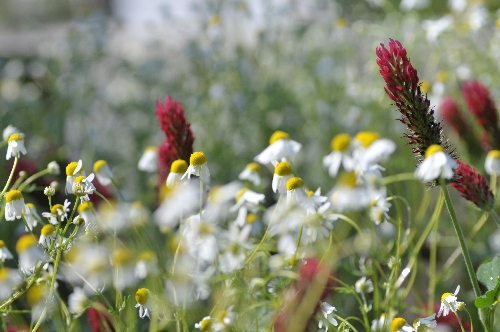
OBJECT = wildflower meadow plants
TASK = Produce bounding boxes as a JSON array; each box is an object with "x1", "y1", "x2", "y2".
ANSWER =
[{"x1": 4, "y1": 37, "x2": 500, "y2": 332}]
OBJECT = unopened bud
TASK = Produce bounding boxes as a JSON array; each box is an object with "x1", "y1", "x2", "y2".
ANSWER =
[
  {"x1": 73, "y1": 217, "x2": 85, "y2": 227},
  {"x1": 18, "y1": 171, "x2": 27, "y2": 178},
  {"x1": 50, "y1": 181, "x2": 59, "y2": 191},
  {"x1": 457, "y1": 302, "x2": 466, "y2": 311},
  {"x1": 47, "y1": 161, "x2": 60, "y2": 175},
  {"x1": 44, "y1": 187, "x2": 55, "y2": 197}
]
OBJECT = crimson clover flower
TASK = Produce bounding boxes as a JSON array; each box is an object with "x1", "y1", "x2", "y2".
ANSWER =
[{"x1": 450, "y1": 160, "x2": 495, "y2": 211}]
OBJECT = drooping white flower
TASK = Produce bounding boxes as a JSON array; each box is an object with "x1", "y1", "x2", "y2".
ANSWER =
[
  {"x1": 323, "y1": 133, "x2": 353, "y2": 178},
  {"x1": 6, "y1": 133, "x2": 27, "y2": 160},
  {"x1": 166, "y1": 159, "x2": 188, "y2": 188},
  {"x1": 68, "y1": 287, "x2": 88, "y2": 316},
  {"x1": 414, "y1": 314, "x2": 437, "y2": 330},
  {"x1": 0, "y1": 240, "x2": 13, "y2": 262},
  {"x1": 438, "y1": 285, "x2": 462, "y2": 317},
  {"x1": 72, "y1": 174, "x2": 96, "y2": 201},
  {"x1": 0, "y1": 267, "x2": 22, "y2": 300},
  {"x1": 5, "y1": 189, "x2": 27, "y2": 221},
  {"x1": 195, "y1": 316, "x2": 212, "y2": 330},
  {"x1": 138, "y1": 146, "x2": 158, "y2": 172},
  {"x1": 42, "y1": 199, "x2": 71, "y2": 225},
  {"x1": 65, "y1": 160, "x2": 86, "y2": 194},
  {"x1": 329, "y1": 172, "x2": 373, "y2": 212},
  {"x1": 317, "y1": 301, "x2": 338, "y2": 331},
  {"x1": 23, "y1": 203, "x2": 40, "y2": 231},
  {"x1": 238, "y1": 162, "x2": 262, "y2": 186},
  {"x1": 272, "y1": 160, "x2": 294, "y2": 194},
  {"x1": 93, "y1": 160, "x2": 113, "y2": 186},
  {"x1": 254, "y1": 130, "x2": 301, "y2": 165},
  {"x1": 352, "y1": 131, "x2": 396, "y2": 176},
  {"x1": 2, "y1": 124, "x2": 22, "y2": 141},
  {"x1": 390, "y1": 317, "x2": 415, "y2": 332},
  {"x1": 135, "y1": 288, "x2": 152, "y2": 319},
  {"x1": 415, "y1": 145, "x2": 457, "y2": 182},
  {"x1": 286, "y1": 177, "x2": 315, "y2": 214},
  {"x1": 485, "y1": 150, "x2": 500, "y2": 176},
  {"x1": 16, "y1": 234, "x2": 45, "y2": 274},
  {"x1": 182, "y1": 151, "x2": 210, "y2": 183}
]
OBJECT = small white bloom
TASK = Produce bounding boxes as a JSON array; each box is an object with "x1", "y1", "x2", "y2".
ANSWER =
[
  {"x1": 16, "y1": 234, "x2": 45, "y2": 274},
  {"x1": 134, "y1": 251, "x2": 158, "y2": 279},
  {"x1": 323, "y1": 133, "x2": 353, "y2": 178},
  {"x1": 213, "y1": 306, "x2": 235, "y2": 331},
  {"x1": 238, "y1": 162, "x2": 262, "y2": 186},
  {"x1": 23, "y1": 203, "x2": 40, "y2": 231},
  {"x1": 369, "y1": 192, "x2": 391, "y2": 225},
  {"x1": 93, "y1": 160, "x2": 113, "y2": 186},
  {"x1": 414, "y1": 313, "x2": 437, "y2": 329},
  {"x1": 47, "y1": 161, "x2": 60, "y2": 175},
  {"x1": 39, "y1": 224, "x2": 57, "y2": 247},
  {"x1": 68, "y1": 287, "x2": 88, "y2": 316},
  {"x1": 390, "y1": 317, "x2": 415, "y2": 332},
  {"x1": 286, "y1": 177, "x2": 315, "y2": 214},
  {"x1": 111, "y1": 248, "x2": 138, "y2": 291},
  {"x1": 135, "y1": 288, "x2": 152, "y2": 319},
  {"x1": 355, "y1": 277, "x2": 374, "y2": 294},
  {"x1": 415, "y1": 145, "x2": 457, "y2": 182},
  {"x1": 0, "y1": 240, "x2": 13, "y2": 262},
  {"x1": 72, "y1": 174, "x2": 96, "y2": 201},
  {"x1": 167, "y1": 159, "x2": 188, "y2": 188},
  {"x1": 2, "y1": 125, "x2": 23, "y2": 141},
  {"x1": 138, "y1": 146, "x2": 158, "y2": 172},
  {"x1": 182, "y1": 151, "x2": 210, "y2": 183},
  {"x1": 254, "y1": 130, "x2": 301, "y2": 165},
  {"x1": 352, "y1": 132, "x2": 396, "y2": 175},
  {"x1": 195, "y1": 316, "x2": 212, "y2": 330},
  {"x1": 5, "y1": 190, "x2": 27, "y2": 221},
  {"x1": 42, "y1": 199, "x2": 71, "y2": 225},
  {"x1": 230, "y1": 187, "x2": 265, "y2": 227},
  {"x1": 272, "y1": 160, "x2": 294, "y2": 194},
  {"x1": 154, "y1": 182, "x2": 199, "y2": 230},
  {"x1": 6, "y1": 133, "x2": 27, "y2": 160},
  {"x1": 329, "y1": 172, "x2": 373, "y2": 211},
  {"x1": 65, "y1": 160, "x2": 86, "y2": 194},
  {"x1": 485, "y1": 150, "x2": 500, "y2": 176},
  {"x1": 438, "y1": 285, "x2": 462, "y2": 317},
  {"x1": 317, "y1": 301, "x2": 338, "y2": 330},
  {"x1": 0, "y1": 267, "x2": 22, "y2": 300}
]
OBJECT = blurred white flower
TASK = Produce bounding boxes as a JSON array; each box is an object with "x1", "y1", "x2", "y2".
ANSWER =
[{"x1": 254, "y1": 131, "x2": 301, "y2": 165}]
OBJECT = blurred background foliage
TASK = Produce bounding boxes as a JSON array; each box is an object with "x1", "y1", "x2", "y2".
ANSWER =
[{"x1": 2, "y1": 0, "x2": 500, "y2": 200}]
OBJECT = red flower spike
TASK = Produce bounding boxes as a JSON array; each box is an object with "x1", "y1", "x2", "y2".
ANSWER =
[
  {"x1": 440, "y1": 98, "x2": 468, "y2": 137},
  {"x1": 155, "y1": 96, "x2": 194, "y2": 186},
  {"x1": 376, "y1": 39, "x2": 453, "y2": 162},
  {"x1": 87, "y1": 304, "x2": 115, "y2": 332},
  {"x1": 462, "y1": 80, "x2": 500, "y2": 149},
  {"x1": 451, "y1": 160, "x2": 495, "y2": 211}
]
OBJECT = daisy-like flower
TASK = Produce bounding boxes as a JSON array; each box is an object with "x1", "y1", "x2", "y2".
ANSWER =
[
  {"x1": 2, "y1": 124, "x2": 22, "y2": 141},
  {"x1": 195, "y1": 316, "x2": 213, "y2": 330},
  {"x1": 39, "y1": 224, "x2": 57, "y2": 247},
  {"x1": 286, "y1": 177, "x2": 314, "y2": 213},
  {"x1": 371, "y1": 314, "x2": 387, "y2": 331},
  {"x1": 323, "y1": 133, "x2": 353, "y2": 178},
  {"x1": 0, "y1": 240, "x2": 13, "y2": 262},
  {"x1": 65, "y1": 160, "x2": 86, "y2": 194},
  {"x1": 42, "y1": 199, "x2": 71, "y2": 225},
  {"x1": 213, "y1": 306, "x2": 235, "y2": 331},
  {"x1": 6, "y1": 133, "x2": 27, "y2": 160},
  {"x1": 0, "y1": 267, "x2": 22, "y2": 300},
  {"x1": 23, "y1": 203, "x2": 40, "y2": 231},
  {"x1": 254, "y1": 130, "x2": 302, "y2": 165},
  {"x1": 369, "y1": 192, "x2": 391, "y2": 225},
  {"x1": 390, "y1": 317, "x2": 415, "y2": 332},
  {"x1": 76, "y1": 201, "x2": 96, "y2": 230},
  {"x1": 111, "y1": 248, "x2": 138, "y2": 290},
  {"x1": 154, "y1": 181, "x2": 199, "y2": 230},
  {"x1": 355, "y1": 276, "x2": 374, "y2": 294},
  {"x1": 68, "y1": 287, "x2": 88, "y2": 316},
  {"x1": 352, "y1": 131, "x2": 396, "y2": 175},
  {"x1": 238, "y1": 162, "x2": 262, "y2": 186},
  {"x1": 182, "y1": 151, "x2": 210, "y2": 183},
  {"x1": 413, "y1": 314, "x2": 437, "y2": 330},
  {"x1": 272, "y1": 161, "x2": 294, "y2": 194},
  {"x1": 329, "y1": 172, "x2": 373, "y2": 211},
  {"x1": 134, "y1": 250, "x2": 159, "y2": 279},
  {"x1": 93, "y1": 160, "x2": 113, "y2": 186},
  {"x1": 219, "y1": 224, "x2": 252, "y2": 273},
  {"x1": 230, "y1": 187, "x2": 265, "y2": 227},
  {"x1": 415, "y1": 144, "x2": 457, "y2": 182},
  {"x1": 138, "y1": 146, "x2": 158, "y2": 172},
  {"x1": 166, "y1": 159, "x2": 188, "y2": 188},
  {"x1": 5, "y1": 189, "x2": 27, "y2": 221},
  {"x1": 185, "y1": 212, "x2": 220, "y2": 264},
  {"x1": 72, "y1": 174, "x2": 96, "y2": 201},
  {"x1": 135, "y1": 288, "x2": 152, "y2": 319},
  {"x1": 437, "y1": 285, "x2": 463, "y2": 317},
  {"x1": 485, "y1": 150, "x2": 500, "y2": 176},
  {"x1": 317, "y1": 302, "x2": 338, "y2": 331},
  {"x1": 16, "y1": 234, "x2": 45, "y2": 274}
]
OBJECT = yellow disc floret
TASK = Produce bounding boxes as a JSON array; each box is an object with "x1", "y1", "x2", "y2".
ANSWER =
[
  {"x1": 441, "y1": 292, "x2": 453, "y2": 303},
  {"x1": 269, "y1": 131, "x2": 290, "y2": 144},
  {"x1": 487, "y1": 150, "x2": 500, "y2": 160},
  {"x1": 5, "y1": 190, "x2": 23, "y2": 202},
  {"x1": 0, "y1": 240, "x2": 5, "y2": 248},
  {"x1": 51, "y1": 204, "x2": 64, "y2": 215},
  {"x1": 425, "y1": 144, "x2": 445, "y2": 158},
  {"x1": 190, "y1": 152, "x2": 207, "y2": 166},
  {"x1": 216, "y1": 310, "x2": 228, "y2": 323},
  {"x1": 246, "y1": 213, "x2": 257, "y2": 224},
  {"x1": 355, "y1": 131, "x2": 380, "y2": 148},
  {"x1": 139, "y1": 250, "x2": 156, "y2": 261},
  {"x1": 78, "y1": 201, "x2": 94, "y2": 214},
  {"x1": 235, "y1": 188, "x2": 248, "y2": 203},
  {"x1": 41, "y1": 224, "x2": 55, "y2": 236},
  {"x1": 93, "y1": 160, "x2": 107, "y2": 173},
  {"x1": 331, "y1": 133, "x2": 351, "y2": 152},
  {"x1": 8, "y1": 133, "x2": 24, "y2": 142},
  {"x1": 27, "y1": 284, "x2": 44, "y2": 307},
  {"x1": 390, "y1": 317, "x2": 407, "y2": 332},
  {"x1": 16, "y1": 234, "x2": 37, "y2": 253},
  {"x1": 171, "y1": 159, "x2": 188, "y2": 173},
  {"x1": 0, "y1": 268, "x2": 9, "y2": 281},
  {"x1": 66, "y1": 161, "x2": 83, "y2": 176},
  {"x1": 336, "y1": 172, "x2": 357, "y2": 188},
  {"x1": 74, "y1": 175, "x2": 85, "y2": 184},
  {"x1": 112, "y1": 249, "x2": 134, "y2": 266},
  {"x1": 246, "y1": 162, "x2": 261, "y2": 173},
  {"x1": 274, "y1": 162, "x2": 293, "y2": 176},
  {"x1": 199, "y1": 317, "x2": 212, "y2": 330},
  {"x1": 286, "y1": 177, "x2": 304, "y2": 191},
  {"x1": 135, "y1": 288, "x2": 149, "y2": 305}
]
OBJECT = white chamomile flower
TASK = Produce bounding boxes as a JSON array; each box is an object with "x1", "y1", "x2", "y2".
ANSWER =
[
  {"x1": 93, "y1": 160, "x2": 113, "y2": 186},
  {"x1": 485, "y1": 150, "x2": 500, "y2": 176},
  {"x1": 415, "y1": 145, "x2": 457, "y2": 182},
  {"x1": 23, "y1": 203, "x2": 40, "y2": 231},
  {"x1": 2, "y1": 125, "x2": 22, "y2": 141},
  {"x1": 42, "y1": 199, "x2": 71, "y2": 225},
  {"x1": 286, "y1": 177, "x2": 315, "y2": 213},
  {"x1": 323, "y1": 133, "x2": 353, "y2": 177},
  {"x1": 134, "y1": 250, "x2": 158, "y2": 279},
  {"x1": 0, "y1": 267, "x2": 22, "y2": 300},
  {"x1": 195, "y1": 316, "x2": 213, "y2": 330},
  {"x1": 355, "y1": 276, "x2": 374, "y2": 294},
  {"x1": 238, "y1": 162, "x2": 262, "y2": 186},
  {"x1": 16, "y1": 234, "x2": 45, "y2": 274},
  {"x1": 138, "y1": 146, "x2": 158, "y2": 172},
  {"x1": 369, "y1": 192, "x2": 391, "y2": 225},
  {"x1": 254, "y1": 130, "x2": 302, "y2": 165},
  {"x1": 6, "y1": 133, "x2": 27, "y2": 160},
  {"x1": 317, "y1": 301, "x2": 338, "y2": 331},
  {"x1": 182, "y1": 151, "x2": 210, "y2": 183},
  {"x1": 167, "y1": 159, "x2": 188, "y2": 188},
  {"x1": 72, "y1": 174, "x2": 96, "y2": 201},
  {"x1": 135, "y1": 288, "x2": 152, "y2": 319},
  {"x1": 438, "y1": 285, "x2": 462, "y2": 317},
  {"x1": 213, "y1": 306, "x2": 235, "y2": 331},
  {"x1": 65, "y1": 160, "x2": 86, "y2": 194},
  {"x1": 76, "y1": 201, "x2": 96, "y2": 230},
  {"x1": 5, "y1": 189, "x2": 27, "y2": 221},
  {"x1": 352, "y1": 131, "x2": 396, "y2": 175},
  {"x1": 413, "y1": 314, "x2": 437, "y2": 330},
  {"x1": 68, "y1": 287, "x2": 88, "y2": 316},
  {"x1": 390, "y1": 317, "x2": 415, "y2": 332},
  {"x1": 371, "y1": 314, "x2": 387, "y2": 331},
  {"x1": 329, "y1": 172, "x2": 373, "y2": 211},
  {"x1": 111, "y1": 248, "x2": 138, "y2": 290},
  {"x1": 39, "y1": 224, "x2": 57, "y2": 247},
  {"x1": 272, "y1": 161, "x2": 294, "y2": 194},
  {"x1": 0, "y1": 240, "x2": 13, "y2": 262}
]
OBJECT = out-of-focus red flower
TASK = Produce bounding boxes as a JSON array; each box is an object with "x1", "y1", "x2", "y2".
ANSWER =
[
  {"x1": 376, "y1": 39, "x2": 451, "y2": 162},
  {"x1": 155, "y1": 95, "x2": 194, "y2": 187},
  {"x1": 440, "y1": 98, "x2": 468, "y2": 137},
  {"x1": 451, "y1": 160, "x2": 494, "y2": 211},
  {"x1": 87, "y1": 304, "x2": 115, "y2": 332}
]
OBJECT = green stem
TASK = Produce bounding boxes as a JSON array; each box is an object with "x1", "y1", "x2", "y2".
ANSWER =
[
  {"x1": 17, "y1": 169, "x2": 50, "y2": 191},
  {"x1": 0, "y1": 156, "x2": 18, "y2": 197},
  {"x1": 111, "y1": 178, "x2": 126, "y2": 202},
  {"x1": 489, "y1": 209, "x2": 500, "y2": 229}
]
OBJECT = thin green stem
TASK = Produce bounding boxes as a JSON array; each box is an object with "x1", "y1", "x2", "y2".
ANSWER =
[
  {"x1": 111, "y1": 178, "x2": 126, "y2": 202},
  {"x1": 489, "y1": 209, "x2": 500, "y2": 229},
  {"x1": 0, "y1": 156, "x2": 18, "y2": 197},
  {"x1": 17, "y1": 169, "x2": 50, "y2": 191}
]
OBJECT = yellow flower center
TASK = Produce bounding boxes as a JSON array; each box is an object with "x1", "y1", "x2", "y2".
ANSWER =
[
  {"x1": 441, "y1": 292, "x2": 453, "y2": 302},
  {"x1": 5, "y1": 190, "x2": 23, "y2": 202},
  {"x1": 286, "y1": 177, "x2": 304, "y2": 191},
  {"x1": 190, "y1": 152, "x2": 207, "y2": 166},
  {"x1": 199, "y1": 317, "x2": 212, "y2": 330},
  {"x1": 26, "y1": 203, "x2": 35, "y2": 209},
  {"x1": 78, "y1": 201, "x2": 94, "y2": 214},
  {"x1": 412, "y1": 318, "x2": 419, "y2": 328},
  {"x1": 93, "y1": 160, "x2": 107, "y2": 173},
  {"x1": 216, "y1": 310, "x2": 228, "y2": 323},
  {"x1": 425, "y1": 144, "x2": 445, "y2": 158},
  {"x1": 66, "y1": 161, "x2": 83, "y2": 176},
  {"x1": 246, "y1": 213, "x2": 257, "y2": 224},
  {"x1": 331, "y1": 133, "x2": 351, "y2": 152},
  {"x1": 135, "y1": 288, "x2": 149, "y2": 305},
  {"x1": 307, "y1": 190, "x2": 314, "y2": 197},
  {"x1": 487, "y1": 150, "x2": 500, "y2": 160},
  {"x1": 145, "y1": 146, "x2": 158, "y2": 153},
  {"x1": 8, "y1": 133, "x2": 24, "y2": 142},
  {"x1": 0, "y1": 240, "x2": 5, "y2": 248},
  {"x1": 336, "y1": 172, "x2": 357, "y2": 188},
  {"x1": 0, "y1": 268, "x2": 9, "y2": 281},
  {"x1": 16, "y1": 234, "x2": 37, "y2": 253},
  {"x1": 51, "y1": 204, "x2": 64, "y2": 215},
  {"x1": 391, "y1": 317, "x2": 407, "y2": 332},
  {"x1": 355, "y1": 131, "x2": 380, "y2": 148},
  {"x1": 246, "y1": 162, "x2": 261, "y2": 173},
  {"x1": 171, "y1": 159, "x2": 188, "y2": 173},
  {"x1": 112, "y1": 249, "x2": 134, "y2": 266},
  {"x1": 27, "y1": 285, "x2": 44, "y2": 307},
  {"x1": 139, "y1": 250, "x2": 156, "y2": 261},
  {"x1": 74, "y1": 175, "x2": 86, "y2": 184},
  {"x1": 41, "y1": 224, "x2": 55, "y2": 236},
  {"x1": 274, "y1": 162, "x2": 293, "y2": 176},
  {"x1": 269, "y1": 130, "x2": 290, "y2": 145},
  {"x1": 235, "y1": 188, "x2": 248, "y2": 203}
]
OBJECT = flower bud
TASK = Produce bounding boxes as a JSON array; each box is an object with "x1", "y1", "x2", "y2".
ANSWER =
[{"x1": 44, "y1": 187, "x2": 55, "y2": 197}]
